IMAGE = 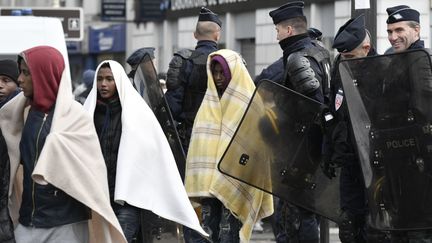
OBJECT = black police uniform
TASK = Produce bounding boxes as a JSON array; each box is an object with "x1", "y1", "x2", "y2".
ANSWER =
[
  {"x1": 165, "y1": 8, "x2": 221, "y2": 154},
  {"x1": 165, "y1": 7, "x2": 221, "y2": 243},
  {"x1": 267, "y1": 2, "x2": 331, "y2": 243},
  {"x1": 385, "y1": 6, "x2": 432, "y2": 243},
  {"x1": 326, "y1": 15, "x2": 371, "y2": 243},
  {"x1": 325, "y1": 14, "x2": 386, "y2": 243}
]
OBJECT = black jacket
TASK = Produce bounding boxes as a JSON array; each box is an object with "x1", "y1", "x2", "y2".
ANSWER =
[
  {"x1": 280, "y1": 33, "x2": 325, "y2": 103},
  {"x1": 254, "y1": 57, "x2": 284, "y2": 85},
  {"x1": 325, "y1": 48, "x2": 378, "y2": 166},
  {"x1": 0, "y1": 129, "x2": 14, "y2": 243},
  {"x1": 94, "y1": 98, "x2": 122, "y2": 203},
  {"x1": 19, "y1": 107, "x2": 90, "y2": 227},
  {"x1": 165, "y1": 40, "x2": 218, "y2": 152}
]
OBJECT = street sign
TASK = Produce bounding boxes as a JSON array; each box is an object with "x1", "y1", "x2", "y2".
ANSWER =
[
  {"x1": 102, "y1": 0, "x2": 126, "y2": 21},
  {"x1": 0, "y1": 7, "x2": 83, "y2": 41}
]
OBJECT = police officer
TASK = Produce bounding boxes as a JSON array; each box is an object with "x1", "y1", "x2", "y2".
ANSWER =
[
  {"x1": 254, "y1": 26, "x2": 330, "y2": 243},
  {"x1": 267, "y1": 2, "x2": 331, "y2": 243},
  {"x1": 386, "y1": 5, "x2": 424, "y2": 53},
  {"x1": 165, "y1": 7, "x2": 221, "y2": 154},
  {"x1": 325, "y1": 14, "x2": 383, "y2": 243},
  {"x1": 254, "y1": 27, "x2": 325, "y2": 86},
  {"x1": 384, "y1": 5, "x2": 432, "y2": 242},
  {"x1": 165, "y1": 7, "x2": 221, "y2": 243},
  {"x1": 269, "y1": 1, "x2": 330, "y2": 103}
]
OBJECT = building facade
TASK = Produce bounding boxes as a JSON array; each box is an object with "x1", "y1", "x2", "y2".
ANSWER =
[{"x1": 0, "y1": 0, "x2": 431, "y2": 80}]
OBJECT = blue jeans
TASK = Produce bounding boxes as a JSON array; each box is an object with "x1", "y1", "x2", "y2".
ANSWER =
[
  {"x1": 184, "y1": 198, "x2": 242, "y2": 243},
  {"x1": 113, "y1": 203, "x2": 141, "y2": 243}
]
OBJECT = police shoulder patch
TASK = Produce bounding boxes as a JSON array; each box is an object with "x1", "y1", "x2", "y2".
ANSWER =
[{"x1": 335, "y1": 88, "x2": 344, "y2": 111}]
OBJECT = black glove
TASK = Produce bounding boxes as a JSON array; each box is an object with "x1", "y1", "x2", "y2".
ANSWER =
[{"x1": 320, "y1": 159, "x2": 337, "y2": 179}]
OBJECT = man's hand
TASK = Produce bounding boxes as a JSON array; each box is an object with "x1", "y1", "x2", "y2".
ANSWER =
[{"x1": 320, "y1": 160, "x2": 337, "y2": 179}]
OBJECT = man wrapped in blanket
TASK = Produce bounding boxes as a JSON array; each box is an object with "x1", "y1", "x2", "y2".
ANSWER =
[{"x1": 185, "y1": 49, "x2": 274, "y2": 242}]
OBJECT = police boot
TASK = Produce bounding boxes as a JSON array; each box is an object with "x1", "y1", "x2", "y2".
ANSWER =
[{"x1": 338, "y1": 211, "x2": 366, "y2": 243}]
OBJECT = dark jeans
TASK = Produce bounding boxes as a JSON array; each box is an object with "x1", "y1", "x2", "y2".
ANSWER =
[
  {"x1": 273, "y1": 198, "x2": 319, "y2": 243},
  {"x1": 391, "y1": 231, "x2": 432, "y2": 243},
  {"x1": 113, "y1": 203, "x2": 141, "y2": 243},
  {"x1": 184, "y1": 198, "x2": 242, "y2": 243}
]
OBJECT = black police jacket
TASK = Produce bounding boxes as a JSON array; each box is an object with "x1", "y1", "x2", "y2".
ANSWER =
[
  {"x1": 94, "y1": 98, "x2": 122, "y2": 203},
  {"x1": 165, "y1": 40, "x2": 218, "y2": 151},
  {"x1": 19, "y1": 108, "x2": 90, "y2": 227},
  {"x1": 254, "y1": 57, "x2": 284, "y2": 85},
  {"x1": 0, "y1": 129, "x2": 14, "y2": 242},
  {"x1": 325, "y1": 48, "x2": 378, "y2": 167},
  {"x1": 280, "y1": 33, "x2": 326, "y2": 103}
]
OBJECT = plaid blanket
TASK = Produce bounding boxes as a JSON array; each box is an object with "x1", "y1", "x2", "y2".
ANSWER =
[{"x1": 185, "y1": 49, "x2": 273, "y2": 242}]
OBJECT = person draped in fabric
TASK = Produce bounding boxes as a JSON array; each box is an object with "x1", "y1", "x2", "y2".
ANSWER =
[
  {"x1": 83, "y1": 60, "x2": 208, "y2": 242},
  {"x1": 185, "y1": 49, "x2": 273, "y2": 242},
  {"x1": 0, "y1": 45, "x2": 127, "y2": 243},
  {"x1": 93, "y1": 62, "x2": 140, "y2": 242}
]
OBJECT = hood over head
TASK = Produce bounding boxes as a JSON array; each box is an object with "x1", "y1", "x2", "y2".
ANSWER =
[{"x1": 19, "y1": 45, "x2": 64, "y2": 113}]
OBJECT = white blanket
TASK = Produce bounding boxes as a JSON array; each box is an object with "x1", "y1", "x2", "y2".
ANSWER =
[{"x1": 83, "y1": 60, "x2": 207, "y2": 236}]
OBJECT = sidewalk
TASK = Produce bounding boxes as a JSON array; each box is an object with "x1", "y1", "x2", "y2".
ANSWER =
[{"x1": 250, "y1": 221, "x2": 342, "y2": 243}]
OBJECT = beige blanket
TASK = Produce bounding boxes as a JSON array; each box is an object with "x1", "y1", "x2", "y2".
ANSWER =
[{"x1": 0, "y1": 67, "x2": 126, "y2": 243}]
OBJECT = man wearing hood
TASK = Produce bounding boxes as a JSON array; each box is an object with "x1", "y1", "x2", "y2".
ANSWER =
[{"x1": 1, "y1": 46, "x2": 126, "y2": 243}]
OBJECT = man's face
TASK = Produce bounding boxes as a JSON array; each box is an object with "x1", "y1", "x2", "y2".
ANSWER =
[
  {"x1": 0, "y1": 75, "x2": 17, "y2": 102},
  {"x1": 340, "y1": 44, "x2": 370, "y2": 59},
  {"x1": 387, "y1": 21, "x2": 420, "y2": 52},
  {"x1": 97, "y1": 67, "x2": 117, "y2": 100},
  {"x1": 212, "y1": 62, "x2": 228, "y2": 92},
  {"x1": 275, "y1": 24, "x2": 291, "y2": 41},
  {"x1": 17, "y1": 60, "x2": 33, "y2": 98}
]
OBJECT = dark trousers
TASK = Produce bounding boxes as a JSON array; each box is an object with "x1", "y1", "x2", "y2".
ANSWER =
[
  {"x1": 338, "y1": 161, "x2": 368, "y2": 243},
  {"x1": 390, "y1": 231, "x2": 432, "y2": 243},
  {"x1": 113, "y1": 203, "x2": 141, "y2": 243},
  {"x1": 184, "y1": 198, "x2": 242, "y2": 243},
  {"x1": 273, "y1": 198, "x2": 319, "y2": 243}
]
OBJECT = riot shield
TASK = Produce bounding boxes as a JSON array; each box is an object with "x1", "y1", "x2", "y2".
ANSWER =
[
  {"x1": 339, "y1": 49, "x2": 432, "y2": 230},
  {"x1": 218, "y1": 80, "x2": 342, "y2": 223},
  {"x1": 134, "y1": 54, "x2": 186, "y2": 180},
  {"x1": 133, "y1": 55, "x2": 185, "y2": 243}
]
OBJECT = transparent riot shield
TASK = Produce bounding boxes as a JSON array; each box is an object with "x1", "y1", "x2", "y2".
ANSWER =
[
  {"x1": 339, "y1": 49, "x2": 432, "y2": 230},
  {"x1": 134, "y1": 54, "x2": 186, "y2": 180},
  {"x1": 218, "y1": 80, "x2": 342, "y2": 223},
  {"x1": 133, "y1": 55, "x2": 185, "y2": 243}
]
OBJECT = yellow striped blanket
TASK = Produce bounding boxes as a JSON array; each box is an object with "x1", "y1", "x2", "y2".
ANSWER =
[{"x1": 185, "y1": 49, "x2": 273, "y2": 242}]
